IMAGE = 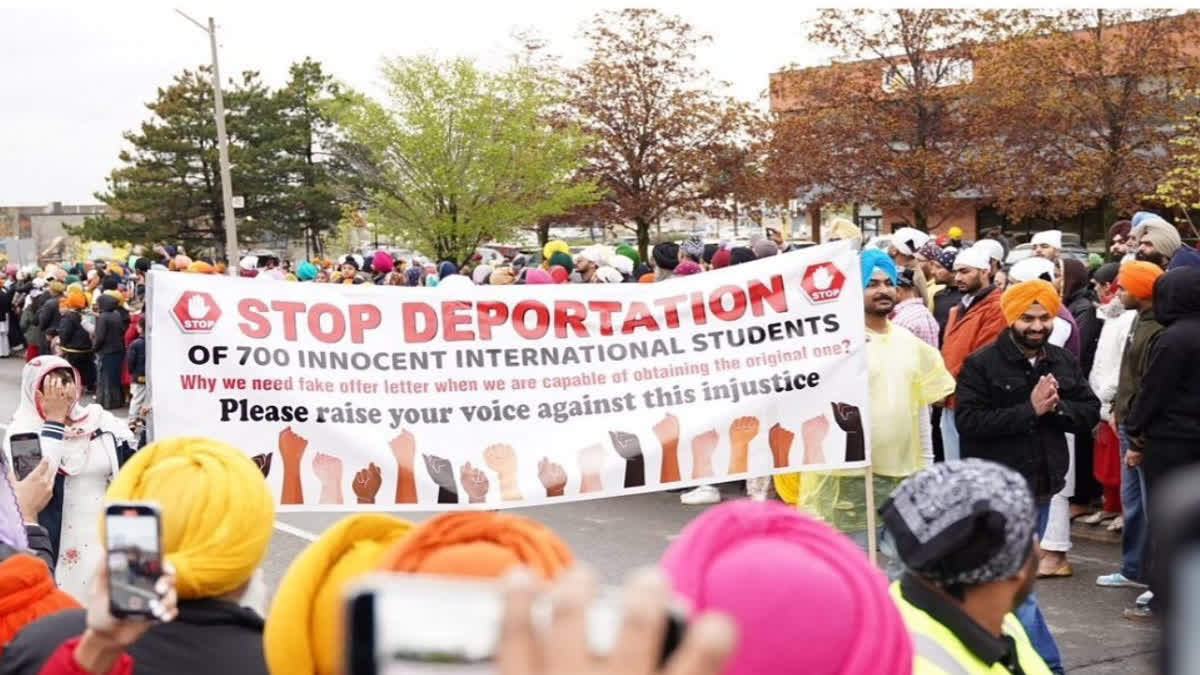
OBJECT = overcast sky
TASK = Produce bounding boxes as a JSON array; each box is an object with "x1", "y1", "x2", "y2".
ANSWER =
[{"x1": 0, "y1": 1, "x2": 834, "y2": 206}]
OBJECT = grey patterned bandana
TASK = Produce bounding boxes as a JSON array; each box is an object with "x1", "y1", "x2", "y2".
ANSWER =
[
  {"x1": 882, "y1": 459, "x2": 1035, "y2": 587},
  {"x1": 681, "y1": 235, "x2": 705, "y2": 259}
]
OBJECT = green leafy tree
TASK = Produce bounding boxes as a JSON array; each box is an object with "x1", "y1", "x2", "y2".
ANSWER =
[
  {"x1": 74, "y1": 68, "x2": 277, "y2": 258},
  {"x1": 329, "y1": 56, "x2": 600, "y2": 265},
  {"x1": 1152, "y1": 88, "x2": 1200, "y2": 236},
  {"x1": 272, "y1": 58, "x2": 359, "y2": 257}
]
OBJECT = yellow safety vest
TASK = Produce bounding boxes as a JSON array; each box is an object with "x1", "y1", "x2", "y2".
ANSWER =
[{"x1": 890, "y1": 582, "x2": 1053, "y2": 675}]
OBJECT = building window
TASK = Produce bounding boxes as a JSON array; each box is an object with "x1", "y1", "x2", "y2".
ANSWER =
[{"x1": 856, "y1": 215, "x2": 882, "y2": 238}]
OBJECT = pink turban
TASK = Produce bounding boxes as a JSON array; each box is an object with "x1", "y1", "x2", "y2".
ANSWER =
[
  {"x1": 372, "y1": 251, "x2": 394, "y2": 274},
  {"x1": 661, "y1": 500, "x2": 912, "y2": 675},
  {"x1": 524, "y1": 268, "x2": 552, "y2": 285}
]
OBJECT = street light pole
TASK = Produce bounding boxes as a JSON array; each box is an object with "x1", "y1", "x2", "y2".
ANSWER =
[{"x1": 176, "y1": 10, "x2": 239, "y2": 276}]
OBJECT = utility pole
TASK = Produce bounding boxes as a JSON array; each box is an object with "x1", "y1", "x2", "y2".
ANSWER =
[{"x1": 176, "y1": 10, "x2": 238, "y2": 276}]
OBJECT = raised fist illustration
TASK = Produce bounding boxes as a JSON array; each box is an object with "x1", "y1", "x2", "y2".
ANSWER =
[
  {"x1": 423, "y1": 453, "x2": 458, "y2": 503},
  {"x1": 802, "y1": 414, "x2": 831, "y2": 465},
  {"x1": 313, "y1": 453, "x2": 344, "y2": 505},
  {"x1": 578, "y1": 444, "x2": 606, "y2": 493},
  {"x1": 831, "y1": 402, "x2": 865, "y2": 463},
  {"x1": 654, "y1": 414, "x2": 681, "y2": 484},
  {"x1": 459, "y1": 461, "x2": 490, "y2": 503},
  {"x1": 353, "y1": 463, "x2": 382, "y2": 504},
  {"x1": 690, "y1": 430, "x2": 718, "y2": 479},
  {"x1": 484, "y1": 444, "x2": 522, "y2": 501},
  {"x1": 768, "y1": 423, "x2": 796, "y2": 468},
  {"x1": 389, "y1": 430, "x2": 416, "y2": 470},
  {"x1": 728, "y1": 416, "x2": 761, "y2": 474},
  {"x1": 278, "y1": 427, "x2": 308, "y2": 467},
  {"x1": 538, "y1": 457, "x2": 568, "y2": 497},
  {"x1": 609, "y1": 430, "x2": 645, "y2": 487}
]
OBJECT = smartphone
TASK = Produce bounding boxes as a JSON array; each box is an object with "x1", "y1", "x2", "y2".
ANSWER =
[
  {"x1": 10, "y1": 432, "x2": 42, "y2": 480},
  {"x1": 345, "y1": 573, "x2": 686, "y2": 675},
  {"x1": 104, "y1": 502, "x2": 164, "y2": 619}
]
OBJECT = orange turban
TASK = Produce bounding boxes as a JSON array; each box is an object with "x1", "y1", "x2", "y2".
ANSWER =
[
  {"x1": 377, "y1": 512, "x2": 572, "y2": 580},
  {"x1": 639, "y1": 273, "x2": 656, "y2": 283},
  {"x1": 64, "y1": 289, "x2": 87, "y2": 310},
  {"x1": 1117, "y1": 261, "x2": 1162, "y2": 300},
  {"x1": 186, "y1": 261, "x2": 214, "y2": 274},
  {"x1": 1000, "y1": 280, "x2": 1061, "y2": 324}
]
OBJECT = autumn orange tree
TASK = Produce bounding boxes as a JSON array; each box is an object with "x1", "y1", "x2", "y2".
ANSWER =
[
  {"x1": 972, "y1": 10, "x2": 1200, "y2": 224},
  {"x1": 565, "y1": 9, "x2": 753, "y2": 258},
  {"x1": 768, "y1": 10, "x2": 1027, "y2": 231}
]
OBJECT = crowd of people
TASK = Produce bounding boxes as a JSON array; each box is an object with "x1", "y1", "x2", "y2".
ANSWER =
[{"x1": 0, "y1": 212, "x2": 1197, "y2": 674}]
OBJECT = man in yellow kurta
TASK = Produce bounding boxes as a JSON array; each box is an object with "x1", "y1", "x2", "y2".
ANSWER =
[{"x1": 777, "y1": 249, "x2": 955, "y2": 570}]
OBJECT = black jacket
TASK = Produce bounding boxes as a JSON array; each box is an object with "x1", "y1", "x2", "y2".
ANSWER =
[
  {"x1": 55, "y1": 310, "x2": 91, "y2": 353},
  {"x1": 955, "y1": 329, "x2": 1100, "y2": 499},
  {"x1": 128, "y1": 336, "x2": 146, "y2": 380},
  {"x1": 92, "y1": 295, "x2": 126, "y2": 355},
  {"x1": 0, "y1": 599, "x2": 268, "y2": 675},
  {"x1": 35, "y1": 297, "x2": 60, "y2": 336},
  {"x1": 1126, "y1": 267, "x2": 1200, "y2": 442},
  {"x1": 1066, "y1": 288, "x2": 1101, "y2": 377},
  {"x1": 932, "y1": 285, "x2": 963, "y2": 344}
]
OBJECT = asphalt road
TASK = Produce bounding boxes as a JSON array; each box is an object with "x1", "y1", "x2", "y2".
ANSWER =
[{"x1": 0, "y1": 356, "x2": 1157, "y2": 673}]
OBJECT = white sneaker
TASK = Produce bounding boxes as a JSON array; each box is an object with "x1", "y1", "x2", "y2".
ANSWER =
[
  {"x1": 1136, "y1": 591, "x2": 1154, "y2": 606},
  {"x1": 746, "y1": 477, "x2": 771, "y2": 502},
  {"x1": 1107, "y1": 515, "x2": 1124, "y2": 532},
  {"x1": 680, "y1": 485, "x2": 721, "y2": 505}
]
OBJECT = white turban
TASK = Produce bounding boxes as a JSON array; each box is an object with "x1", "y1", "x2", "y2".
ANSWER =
[
  {"x1": 594, "y1": 266, "x2": 624, "y2": 284},
  {"x1": 611, "y1": 254, "x2": 633, "y2": 276},
  {"x1": 578, "y1": 245, "x2": 611, "y2": 267},
  {"x1": 239, "y1": 255, "x2": 259, "y2": 271},
  {"x1": 1030, "y1": 230, "x2": 1062, "y2": 250},
  {"x1": 891, "y1": 227, "x2": 932, "y2": 257},
  {"x1": 973, "y1": 239, "x2": 1005, "y2": 263},
  {"x1": 953, "y1": 246, "x2": 992, "y2": 271},
  {"x1": 1009, "y1": 256, "x2": 1057, "y2": 283}
]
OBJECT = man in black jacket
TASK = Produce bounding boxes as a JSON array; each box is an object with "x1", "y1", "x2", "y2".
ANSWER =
[
  {"x1": 954, "y1": 279, "x2": 1099, "y2": 672},
  {"x1": 35, "y1": 282, "x2": 63, "y2": 353},
  {"x1": 1123, "y1": 266, "x2": 1200, "y2": 621},
  {"x1": 955, "y1": 279, "x2": 1100, "y2": 528}
]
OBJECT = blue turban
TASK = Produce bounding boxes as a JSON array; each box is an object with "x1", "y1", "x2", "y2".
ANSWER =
[
  {"x1": 296, "y1": 260, "x2": 318, "y2": 281},
  {"x1": 438, "y1": 261, "x2": 457, "y2": 279},
  {"x1": 1130, "y1": 211, "x2": 1158, "y2": 229},
  {"x1": 860, "y1": 249, "x2": 897, "y2": 288}
]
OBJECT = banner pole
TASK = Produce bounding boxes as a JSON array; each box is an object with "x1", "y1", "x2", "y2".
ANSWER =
[{"x1": 864, "y1": 465, "x2": 878, "y2": 566}]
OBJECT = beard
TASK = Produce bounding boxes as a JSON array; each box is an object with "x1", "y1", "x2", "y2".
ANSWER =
[
  {"x1": 866, "y1": 296, "x2": 895, "y2": 316},
  {"x1": 1136, "y1": 249, "x2": 1168, "y2": 268},
  {"x1": 1013, "y1": 327, "x2": 1049, "y2": 350}
]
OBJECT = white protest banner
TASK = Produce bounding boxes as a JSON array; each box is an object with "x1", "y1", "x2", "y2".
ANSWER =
[{"x1": 147, "y1": 239, "x2": 869, "y2": 511}]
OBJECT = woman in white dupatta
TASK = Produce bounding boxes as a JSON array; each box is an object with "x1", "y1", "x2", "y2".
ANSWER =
[{"x1": 2, "y1": 355, "x2": 133, "y2": 600}]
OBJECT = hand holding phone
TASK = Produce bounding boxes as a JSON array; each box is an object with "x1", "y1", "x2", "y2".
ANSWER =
[
  {"x1": 10, "y1": 432, "x2": 43, "y2": 481},
  {"x1": 104, "y1": 502, "x2": 166, "y2": 619},
  {"x1": 13, "y1": 458, "x2": 54, "y2": 522},
  {"x1": 498, "y1": 567, "x2": 735, "y2": 675}
]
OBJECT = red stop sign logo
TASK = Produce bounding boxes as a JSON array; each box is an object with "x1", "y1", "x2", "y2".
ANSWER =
[
  {"x1": 799, "y1": 262, "x2": 847, "y2": 304},
  {"x1": 171, "y1": 291, "x2": 222, "y2": 333}
]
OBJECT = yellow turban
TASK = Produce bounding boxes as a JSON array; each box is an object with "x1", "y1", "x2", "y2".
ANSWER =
[
  {"x1": 105, "y1": 437, "x2": 274, "y2": 599},
  {"x1": 828, "y1": 217, "x2": 862, "y2": 244},
  {"x1": 543, "y1": 239, "x2": 570, "y2": 261},
  {"x1": 103, "y1": 289, "x2": 126, "y2": 307},
  {"x1": 1000, "y1": 280, "x2": 1061, "y2": 324},
  {"x1": 264, "y1": 514, "x2": 413, "y2": 675},
  {"x1": 105, "y1": 263, "x2": 124, "y2": 276},
  {"x1": 186, "y1": 261, "x2": 214, "y2": 274}
]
